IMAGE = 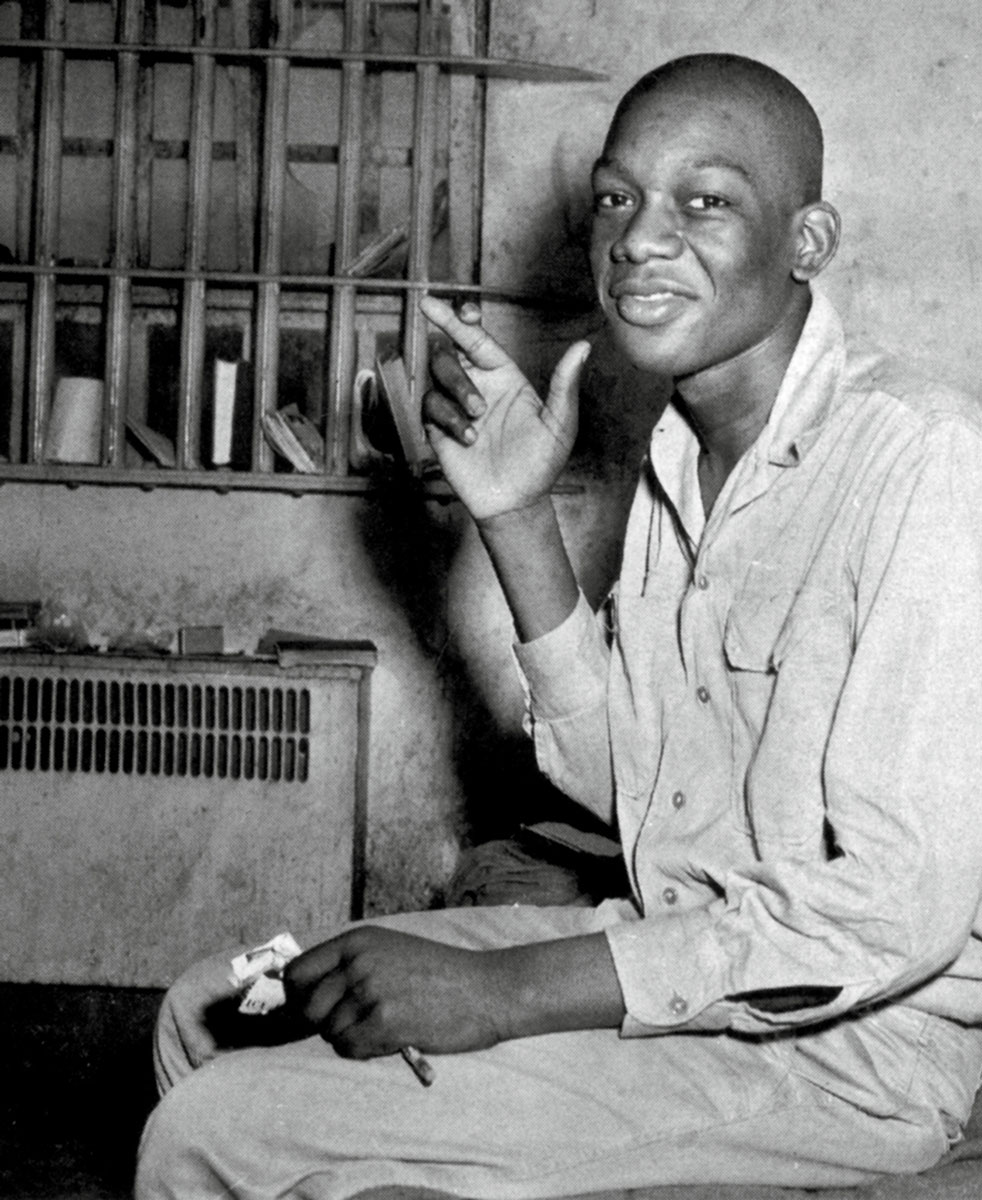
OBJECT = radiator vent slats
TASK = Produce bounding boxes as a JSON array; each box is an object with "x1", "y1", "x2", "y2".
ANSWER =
[{"x1": 0, "y1": 674, "x2": 310, "y2": 782}]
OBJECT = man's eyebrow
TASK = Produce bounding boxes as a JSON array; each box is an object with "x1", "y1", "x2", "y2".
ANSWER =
[
  {"x1": 591, "y1": 154, "x2": 756, "y2": 184},
  {"x1": 689, "y1": 156, "x2": 754, "y2": 183},
  {"x1": 591, "y1": 154, "x2": 631, "y2": 177}
]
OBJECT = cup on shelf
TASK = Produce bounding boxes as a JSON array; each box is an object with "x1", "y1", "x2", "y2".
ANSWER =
[{"x1": 43, "y1": 376, "x2": 104, "y2": 465}]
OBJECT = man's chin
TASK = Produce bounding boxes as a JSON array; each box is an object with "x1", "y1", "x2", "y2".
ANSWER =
[{"x1": 606, "y1": 323, "x2": 696, "y2": 379}]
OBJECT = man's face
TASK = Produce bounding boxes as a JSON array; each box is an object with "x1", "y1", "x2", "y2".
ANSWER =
[{"x1": 589, "y1": 84, "x2": 804, "y2": 382}]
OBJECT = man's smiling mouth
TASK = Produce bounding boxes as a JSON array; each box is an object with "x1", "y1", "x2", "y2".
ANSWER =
[{"x1": 613, "y1": 290, "x2": 693, "y2": 326}]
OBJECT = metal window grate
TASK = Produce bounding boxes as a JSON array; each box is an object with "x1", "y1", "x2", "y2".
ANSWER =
[{"x1": 0, "y1": 673, "x2": 310, "y2": 781}]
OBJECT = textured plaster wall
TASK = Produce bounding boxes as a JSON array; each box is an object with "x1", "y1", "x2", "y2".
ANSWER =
[
  {"x1": 3, "y1": 0, "x2": 980, "y2": 921},
  {"x1": 0, "y1": 473, "x2": 626, "y2": 918},
  {"x1": 0, "y1": 483, "x2": 484, "y2": 916},
  {"x1": 483, "y1": 0, "x2": 982, "y2": 397}
]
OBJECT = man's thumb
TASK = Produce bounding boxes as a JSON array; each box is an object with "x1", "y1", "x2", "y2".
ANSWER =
[{"x1": 546, "y1": 339, "x2": 592, "y2": 431}]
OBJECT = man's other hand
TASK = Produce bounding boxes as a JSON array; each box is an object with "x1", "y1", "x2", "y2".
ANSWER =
[{"x1": 283, "y1": 926, "x2": 503, "y2": 1059}]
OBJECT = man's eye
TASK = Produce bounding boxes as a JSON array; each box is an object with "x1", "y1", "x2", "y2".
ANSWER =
[
  {"x1": 594, "y1": 191, "x2": 632, "y2": 212},
  {"x1": 687, "y1": 194, "x2": 729, "y2": 212}
]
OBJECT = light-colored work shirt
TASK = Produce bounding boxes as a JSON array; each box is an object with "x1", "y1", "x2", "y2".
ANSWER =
[{"x1": 515, "y1": 292, "x2": 982, "y2": 1040}]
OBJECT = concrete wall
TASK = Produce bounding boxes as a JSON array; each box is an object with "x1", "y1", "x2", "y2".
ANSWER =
[
  {"x1": 484, "y1": 0, "x2": 982, "y2": 395},
  {"x1": 3, "y1": 0, "x2": 980, "y2": 919}
]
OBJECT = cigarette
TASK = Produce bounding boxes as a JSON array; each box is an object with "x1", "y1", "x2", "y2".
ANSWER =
[{"x1": 400, "y1": 1044, "x2": 435, "y2": 1087}]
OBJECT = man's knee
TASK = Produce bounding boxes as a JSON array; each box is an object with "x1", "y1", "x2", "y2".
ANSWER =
[
  {"x1": 136, "y1": 1067, "x2": 225, "y2": 1197},
  {"x1": 154, "y1": 948, "x2": 245, "y2": 1090}
]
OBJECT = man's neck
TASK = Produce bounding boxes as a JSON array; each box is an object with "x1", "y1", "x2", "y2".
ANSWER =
[{"x1": 676, "y1": 291, "x2": 812, "y2": 515}]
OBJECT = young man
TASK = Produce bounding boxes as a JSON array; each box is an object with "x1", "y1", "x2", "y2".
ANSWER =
[{"x1": 136, "y1": 54, "x2": 982, "y2": 1198}]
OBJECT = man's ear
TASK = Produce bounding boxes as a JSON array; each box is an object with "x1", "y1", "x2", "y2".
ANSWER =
[{"x1": 791, "y1": 201, "x2": 840, "y2": 281}]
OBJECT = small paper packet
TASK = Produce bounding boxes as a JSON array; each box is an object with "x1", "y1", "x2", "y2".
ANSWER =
[{"x1": 228, "y1": 931, "x2": 302, "y2": 1015}]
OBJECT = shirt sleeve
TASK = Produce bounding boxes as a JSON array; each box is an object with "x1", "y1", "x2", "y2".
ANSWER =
[
  {"x1": 606, "y1": 413, "x2": 982, "y2": 1036},
  {"x1": 512, "y1": 590, "x2": 615, "y2": 825}
]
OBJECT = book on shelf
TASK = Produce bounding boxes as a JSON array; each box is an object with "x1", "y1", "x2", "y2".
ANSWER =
[
  {"x1": 0, "y1": 600, "x2": 41, "y2": 628},
  {"x1": 205, "y1": 356, "x2": 253, "y2": 470},
  {"x1": 343, "y1": 224, "x2": 409, "y2": 278},
  {"x1": 211, "y1": 359, "x2": 238, "y2": 467},
  {"x1": 0, "y1": 600, "x2": 41, "y2": 650},
  {"x1": 261, "y1": 404, "x2": 326, "y2": 474},
  {"x1": 342, "y1": 180, "x2": 448, "y2": 279},
  {"x1": 374, "y1": 354, "x2": 436, "y2": 474},
  {"x1": 125, "y1": 417, "x2": 176, "y2": 468},
  {"x1": 256, "y1": 627, "x2": 377, "y2": 668}
]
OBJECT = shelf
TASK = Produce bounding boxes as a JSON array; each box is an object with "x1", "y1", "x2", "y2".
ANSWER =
[
  {"x1": 0, "y1": 264, "x2": 594, "y2": 311},
  {"x1": 0, "y1": 461, "x2": 586, "y2": 500},
  {"x1": 1, "y1": 40, "x2": 606, "y2": 83},
  {"x1": 0, "y1": 0, "x2": 601, "y2": 493}
]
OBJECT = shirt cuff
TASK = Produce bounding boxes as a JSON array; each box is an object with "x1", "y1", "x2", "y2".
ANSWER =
[
  {"x1": 512, "y1": 591, "x2": 609, "y2": 721},
  {"x1": 604, "y1": 908, "x2": 736, "y2": 1035}
]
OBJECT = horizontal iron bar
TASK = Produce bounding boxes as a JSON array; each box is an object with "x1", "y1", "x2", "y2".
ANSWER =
[
  {"x1": 0, "y1": 41, "x2": 606, "y2": 81},
  {"x1": 0, "y1": 263, "x2": 596, "y2": 310}
]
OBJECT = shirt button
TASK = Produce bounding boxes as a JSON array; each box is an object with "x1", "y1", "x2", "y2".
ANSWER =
[
  {"x1": 669, "y1": 994, "x2": 689, "y2": 1016},
  {"x1": 662, "y1": 886, "x2": 678, "y2": 905},
  {"x1": 671, "y1": 790, "x2": 685, "y2": 810},
  {"x1": 696, "y1": 574, "x2": 709, "y2": 590},
  {"x1": 696, "y1": 686, "x2": 710, "y2": 703}
]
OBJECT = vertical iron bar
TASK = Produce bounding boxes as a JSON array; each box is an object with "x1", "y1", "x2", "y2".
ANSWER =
[
  {"x1": 27, "y1": 0, "x2": 67, "y2": 465},
  {"x1": 404, "y1": 0, "x2": 439, "y2": 421},
  {"x1": 326, "y1": 0, "x2": 366, "y2": 476},
  {"x1": 105, "y1": 0, "x2": 143, "y2": 465},
  {"x1": 135, "y1": 0, "x2": 158, "y2": 268},
  {"x1": 14, "y1": 3, "x2": 42, "y2": 268},
  {"x1": 350, "y1": 661, "x2": 375, "y2": 921},
  {"x1": 252, "y1": 0, "x2": 292, "y2": 471},
  {"x1": 447, "y1": 0, "x2": 480, "y2": 284},
  {"x1": 230, "y1": 0, "x2": 259, "y2": 272},
  {"x1": 176, "y1": 0, "x2": 217, "y2": 470},
  {"x1": 9, "y1": 3, "x2": 42, "y2": 462}
]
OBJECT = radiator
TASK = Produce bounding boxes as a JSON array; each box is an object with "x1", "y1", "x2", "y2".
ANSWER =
[{"x1": 0, "y1": 648, "x2": 375, "y2": 987}]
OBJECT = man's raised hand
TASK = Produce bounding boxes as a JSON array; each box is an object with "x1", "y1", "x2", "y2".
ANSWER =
[{"x1": 420, "y1": 295, "x2": 591, "y2": 522}]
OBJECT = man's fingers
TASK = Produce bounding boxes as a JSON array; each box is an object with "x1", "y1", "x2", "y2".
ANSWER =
[
  {"x1": 283, "y1": 936, "x2": 347, "y2": 993},
  {"x1": 420, "y1": 295, "x2": 511, "y2": 371},
  {"x1": 428, "y1": 336, "x2": 486, "y2": 420},
  {"x1": 296, "y1": 971, "x2": 348, "y2": 1027},
  {"x1": 321, "y1": 996, "x2": 411, "y2": 1061},
  {"x1": 422, "y1": 388, "x2": 477, "y2": 446}
]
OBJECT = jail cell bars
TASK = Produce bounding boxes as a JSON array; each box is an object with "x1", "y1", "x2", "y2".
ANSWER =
[{"x1": 0, "y1": 0, "x2": 511, "y2": 491}]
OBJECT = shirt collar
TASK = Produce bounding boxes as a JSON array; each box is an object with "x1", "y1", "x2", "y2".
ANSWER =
[{"x1": 763, "y1": 289, "x2": 847, "y2": 468}]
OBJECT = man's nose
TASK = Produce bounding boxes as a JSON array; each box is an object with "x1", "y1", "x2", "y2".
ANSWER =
[{"x1": 611, "y1": 200, "x2": 684, "y2": 263}]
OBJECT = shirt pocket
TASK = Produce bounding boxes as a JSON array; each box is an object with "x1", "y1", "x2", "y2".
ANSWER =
[
  {"x1": 723, "y1": 570, "x2": 842, "y2": 674},
  {"x1": 723, "y1": 579, "x2": 795, "y2": 675},
  {"x1": 722, "y1": 572, "x2": 850, "y2": 854}
]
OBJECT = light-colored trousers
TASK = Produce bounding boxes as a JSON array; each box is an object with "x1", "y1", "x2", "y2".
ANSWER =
[{"x1": 135, "y1": 902, "x2": 982, "y2": 1200}]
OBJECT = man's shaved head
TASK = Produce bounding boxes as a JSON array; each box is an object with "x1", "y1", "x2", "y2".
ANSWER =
[
  {"x1": 590, "y1": 51, "x2": 840, "y2": 382},
  {"x1": 606, "y1": 54, "x2": 825, "y2": 207}
]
